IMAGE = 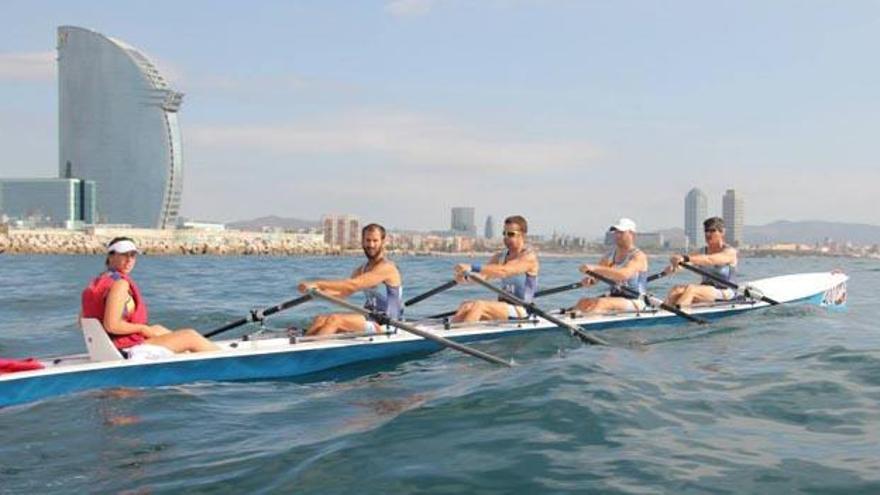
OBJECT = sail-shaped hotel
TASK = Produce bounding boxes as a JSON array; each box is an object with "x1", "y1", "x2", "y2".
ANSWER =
[{"x1": 57, "y1": 26, "x2": 184, "y2": 228}]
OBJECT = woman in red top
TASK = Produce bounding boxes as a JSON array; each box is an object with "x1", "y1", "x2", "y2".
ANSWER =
[{"x1": 81, "y1": 237, "x2": 219, "y2": 355}]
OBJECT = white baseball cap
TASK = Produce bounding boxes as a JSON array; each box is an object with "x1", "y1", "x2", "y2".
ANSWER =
[
  {"x1": 609, "y1": 218, "x2": 637, "y2": 233},
  {"x1": 107, "y1": 239, "x2": 139, "y2": 254}
]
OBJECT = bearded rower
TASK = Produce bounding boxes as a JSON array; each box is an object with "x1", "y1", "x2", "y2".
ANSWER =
[
  {"x1": 451, "y1": 215, "x2": 539, "y2": 323},
  {"x1": 664, "y1": 216, "x2": 738, "y2": 307},
  {"x1": 575, "y1": 218, "x2": 649, "y2": 314},
  {"x1": 298, "y1": 223, "x2": 403, "y2": 336}
]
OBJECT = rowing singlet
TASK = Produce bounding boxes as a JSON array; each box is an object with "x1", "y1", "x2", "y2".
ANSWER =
[
  {"x1": 498, "y1": 247, "x2": 539, "y2": 303},
  {"x1": 606, "y1": 247, "x2": 647, "y2": 299},
  {"x1": 699, "y1": 246, "x2": 737, "y2": 289},
  {"x1": 358, "y1": 262, "x2": 403, "y2": 319}
]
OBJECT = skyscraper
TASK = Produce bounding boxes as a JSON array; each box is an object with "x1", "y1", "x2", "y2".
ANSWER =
[
  {"x1": 451, "y1": 207, "x2": 476, "y2": 236},
  {"x1": 684, "y1": 188, "x2": 708, "y2": 250},
  {"x1": 484, "y1": 215, "x2": 495, "y2": 239},
  {"x1": 722, "y1": 189, "x2": 744, "y2": 246},
  {"x1": 57, "y1": 26, "x2": 184, "y2": 228}
]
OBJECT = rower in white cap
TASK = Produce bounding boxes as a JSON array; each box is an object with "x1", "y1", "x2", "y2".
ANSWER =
[{"x1": 573, "y1": 218, "x2": 649, "y2": 314}]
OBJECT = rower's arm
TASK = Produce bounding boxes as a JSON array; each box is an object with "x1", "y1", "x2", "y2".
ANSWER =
[
  {"x1": 690, "y1": 247, "x2": 737, "y2": 266},
  {"x1": 589, "y1": 251, "x2": 647, "y2": 282},
  {"x1": 480, "y1": 252, "x2": 538, "y2": 279},
  {"x1": 311, "y1": 263, "x2": 397, "y2": 295},
  {"x1": 455, "y1": 253, "x2": 500, "y2": 280},
  {"x1": 103, "y1": 280, "x2": 150, "y2": 335}
]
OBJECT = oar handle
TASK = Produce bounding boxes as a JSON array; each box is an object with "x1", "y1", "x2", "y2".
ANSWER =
[
  {"x1": 581, "y1": 268, "x2": 707, "y2": 325},
  {"x1": 427, "y1": 310, "x2": 457, "y2": 320},
  {"x1": 308, "y1": 289, "x2": 512, "y2": 367},
  {"x1": 679, "y1": 262, "x2": 780, "y2": 305},
  {"x1": 204, "y1": 294, "x2": 313, "y2": 338},
  {"x1": 466, "y1": 273, "x2": 608, "y2": 346},
  {"x1": 404, "y1": 280, "x2": 457, "y2": 307}
]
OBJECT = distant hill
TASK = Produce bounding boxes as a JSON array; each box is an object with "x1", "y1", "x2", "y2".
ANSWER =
[
  {"x1": 658, "y1": 220, "x2": 880, "y2": 245},
  {"x1": 744, "y1": 220, "x2": 880, "y2": 245},
  {"x1": 226, "y1": 215, "x2": 320, "y2": 231}
]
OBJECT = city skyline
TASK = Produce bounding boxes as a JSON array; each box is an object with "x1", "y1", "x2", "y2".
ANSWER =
[{"x1": 1, "y1": 2, "x2": 878, "y2": 236}]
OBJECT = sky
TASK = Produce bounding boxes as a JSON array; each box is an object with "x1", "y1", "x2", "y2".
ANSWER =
[{"x1": 1, "y1": 0, "x2": 878, "y2": 236}]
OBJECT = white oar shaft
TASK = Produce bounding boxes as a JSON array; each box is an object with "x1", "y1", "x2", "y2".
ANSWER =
[
  {"x1": 308, "y1": 289, "x2": 512, "y2": 367},
  {"x1": 465, "y1": 273, "x2": 609, "y2": 346}
]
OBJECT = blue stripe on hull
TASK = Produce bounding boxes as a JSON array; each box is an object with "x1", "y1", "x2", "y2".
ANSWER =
[{"x1": 0, "y1": 290, "x2": 839, "y2": 408}]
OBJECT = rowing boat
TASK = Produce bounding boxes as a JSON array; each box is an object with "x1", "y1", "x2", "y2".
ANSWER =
[{"x1": 0, "y1": 271, "x2": 848, "y2": 407}]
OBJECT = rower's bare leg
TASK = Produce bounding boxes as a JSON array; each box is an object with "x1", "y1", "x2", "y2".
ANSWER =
[
  {"x1": 577, "y1": 297, "x2": 637, "y2": 315},
  {"x1": 147, "y1": 329, "x2": 220, "y2": 353},
  {"x1": 452, "y1": 300, "x2": 509, "y2": 323},
  {"x1": 675, "y1": 285, "x2": 719, "y2": 307},
  {"x1": 307, "y1": 313, "x2": 369, "y2": 336},
  {"x1": 306, "y1": 314, "x2": 331, "y2": 335},
  {"x1": 665, "y1": 285, "x2": 688, "y2": 306},
  {"x1": 575, "y1": 297, "x2": 600, "y2": 313}
]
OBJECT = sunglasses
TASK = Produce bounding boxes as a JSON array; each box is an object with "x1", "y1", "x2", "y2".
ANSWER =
[
  {"x1": 503, "y1": 231, "x2": 521, "y2": 238},
  {"x1": 704, "y1": 228, "x2": 721, "y2": 233}
]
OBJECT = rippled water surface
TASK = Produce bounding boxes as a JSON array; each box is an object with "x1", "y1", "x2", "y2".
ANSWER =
[{"x1": 1, "y1": 254, "x2": 878, "y2": 494}]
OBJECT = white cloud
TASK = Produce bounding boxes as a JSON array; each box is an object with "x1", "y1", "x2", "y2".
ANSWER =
[
  {"x1": 386, "y1": 0, "x2": 435, "y2": 17},
  {"x1": 0, "y1": 51, "x2": 55, "y2": 82},
  {"x1": 188, "y1": 108, "x2": 601, "y2": 173}
]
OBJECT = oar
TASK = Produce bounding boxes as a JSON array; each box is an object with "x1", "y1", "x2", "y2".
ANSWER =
[
  {"x1": 427, "y1": 309, "x2": 458, "y2": 320},
  {"x1": 534, "y1": 282, "x2": 582, "y2": 298},
  {"x1": 204, "y1": 294, "x2": 313, "y2": 338},
  {"x1": 465, "y1": 273, "x2": 609, "y2": 346},
  {"x1": 679, "y1": 261, "x2": 780, "y2": 305},
  {"x1": 647, "y1": 270, "x2": 670, "y2": 283},
  {"x1": 580, "y1": 268, "x2": 708, "y2": 325},
  {"x1": 535, "y1": 270, "x2": 670, "y2": 299},
  {"x1": 308, "y1": 289, "x2": 512, "y2": 367},
  {"x1": 404, "y1": 280, "x2": 457, "y2": 308}
]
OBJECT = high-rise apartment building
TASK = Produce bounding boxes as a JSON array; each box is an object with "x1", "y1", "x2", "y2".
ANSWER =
[
  {"x1": 322, "y1": 214, "x2": 360, "y2": 248},
  {"x1": 451, "y1": 207, "x2": 476, "y2": 236},
  {"x1": 684, "y1": 188, "x2": 708, "y2": 250},
  {"x1": 484, "y1": 215, "x2": 495, "y2": 239},
  {"x1": 57, "y1": 26, "x2": 184, "y2": 228},
  {"x1": 722, "y1": 189, "x2": 744, "y2": 246}
]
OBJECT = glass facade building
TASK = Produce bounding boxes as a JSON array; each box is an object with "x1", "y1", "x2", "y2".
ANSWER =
[
  {"x1": 451, "y1": 207, "x2": 476, "y2": 236},
  {"x1": 484, "y1": 215, "x2": 495, "y2": 239},
  {"x1": 684, "y1": 187, "x2": 708, "y2": 250},
  {"x1": 57, "y1": 26, "x2": 183, "y2": 228},
  {"x1": 0, "y1": 179, "x2": 96, "y2": 226},
  {"x1": 722, "y1": 189, "x2": 744, "y2": 247}
]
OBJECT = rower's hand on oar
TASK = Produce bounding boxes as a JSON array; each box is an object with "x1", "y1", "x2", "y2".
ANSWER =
[
  {"x1": 298, "y1": 282, "x2": 317, "y2": 294},
  {"x1": 579, "y1": 263, "x2": 597, "y2": 274},
  {"x1": 454, "y1": 263, "x2": 473, "y2": 283},
  {"x1": 581, "y1": 276, "x2": 597, "y2": 287},
  {"x1": 668, "y1": 254, "x2": 686, "y2": 271}
]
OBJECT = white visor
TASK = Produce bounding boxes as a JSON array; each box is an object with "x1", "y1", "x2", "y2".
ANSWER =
[{"x1": 108, "y1": 240, "x2": 139, "y2": 254}]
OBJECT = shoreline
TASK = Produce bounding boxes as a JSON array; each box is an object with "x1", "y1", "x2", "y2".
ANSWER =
[{"x1": 2, "y1": 228, "x2": 877, "y2": 260}]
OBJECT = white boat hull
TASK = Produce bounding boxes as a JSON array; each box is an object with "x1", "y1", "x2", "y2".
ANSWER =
[{"x1": 0, "y1": 272, "x2": 848, "y2": 407}]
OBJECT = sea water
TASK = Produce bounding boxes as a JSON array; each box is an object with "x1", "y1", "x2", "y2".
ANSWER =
[{"x1": 1, "y1": 255, "x2": 878, "y2": 493}]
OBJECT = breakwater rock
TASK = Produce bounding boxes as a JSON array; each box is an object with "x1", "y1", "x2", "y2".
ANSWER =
[{"x1": 0, "y1": 227, "x2": 335, "y2": 256}]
